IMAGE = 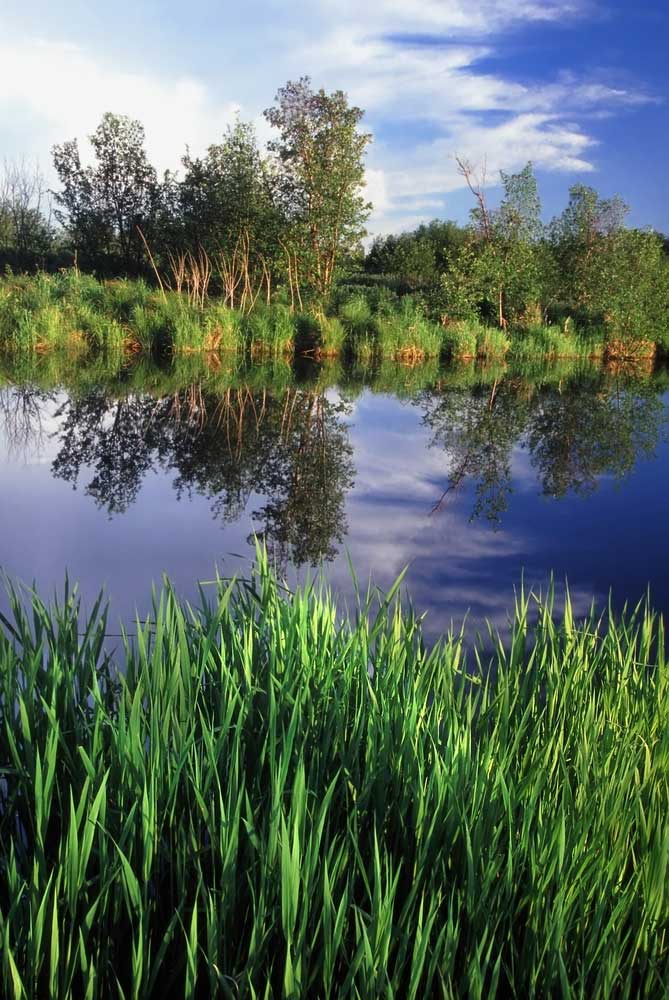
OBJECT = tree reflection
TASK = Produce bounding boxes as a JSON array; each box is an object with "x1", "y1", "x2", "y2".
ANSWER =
[
  {"x1": 526, "y1": 377, "x2": 664, "y2": 498},
  {"x1": 47, "y1": 384, "x2": 355, "y2": 566},
  {"x1": 422, "y1": 370, "x2": 668, "y2": 523},
  {"x1": 51, "y1": 392, "x2": 162, "y2": 514},
  {"x1": 2, "y1": 364, "x2": 667, "y2": 556},
  {"x1": 0, "y1": 384, "x2": 53, "y2": 460},
  {"x1": 423, "y1": 378, "x2": 530, "y2": 522}
]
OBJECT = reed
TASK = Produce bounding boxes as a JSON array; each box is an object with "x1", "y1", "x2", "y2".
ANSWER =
[
  {"x1": 244, "y1": 304, "x2": 295, "y2": 356},
  {"x1": 508, "y1": 323, "x2": 604, "y2": 361},
  {"x1": 375, "y1": 302, "x2": 443, "y2": 361},
  {"x1": 1, "y1": 553, "x2": 668, "y2": 998},
  {"x1": 0, "y1": 274, "x2": 640, "y2": 365},
  {"x1": 442, "y1": 320, "x2": 478, "y2": 360}
]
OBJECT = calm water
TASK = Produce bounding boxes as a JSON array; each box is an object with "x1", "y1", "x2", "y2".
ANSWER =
[{"x1": 1, "y1": 358, "x2": 668, "y2": 639}]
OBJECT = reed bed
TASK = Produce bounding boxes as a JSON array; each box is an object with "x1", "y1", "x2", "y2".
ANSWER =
[
  {"x1": 1, "y1": 554, "x2": 669, "y2": 998},
  {"x1": 0, "y1": 273, "x2": 651, "y2": 365},
  {"x1": 508, "y1": 324, "x2": 605, "y2": 362}
]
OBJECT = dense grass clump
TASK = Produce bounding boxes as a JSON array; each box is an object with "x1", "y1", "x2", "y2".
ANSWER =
[
  {"x1": 508, "y1": 323, "x2": 605, "y2": 362},
  {"x1": 1, "y1": 556, "x2": 669, "y2": 998},
  {"x1": 442, "y1": 320, "x2": 478, "y2": 359},
  {"x1": 375, "y1": 300, "x2": 443, "y2": 361}
]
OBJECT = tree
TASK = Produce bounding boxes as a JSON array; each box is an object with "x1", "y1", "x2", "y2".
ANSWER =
[
  {"x1": 364, "y1": 220, "x2": 467, "y2": 292},
  {"x1": 178, "y1": 120, "x2": 284, "y2": 305},
  {"x1": 264, "y1": 78, "x2": 372, "y2": 301},
  {"x1": 547, "y1": 184, "x2": 628, "y2": 312},
  {"x1": 591, "y1": 228, "x2": 669, "y2": 346},
  {"x1": 180, "y1": 121, "x2": 280, "y2": 252},
  {"x1": 441, "y1": 160, "x2": 543, "y2": 328},
  {"x1": 547, "y1": 186, "x2": 669, "y2": 346},
  {"x1": 0, "y1": 159, "x2": 54, "y2": 263},
  {"x1": 52, "y1": 113, "x2": 162, "y2": 273}
]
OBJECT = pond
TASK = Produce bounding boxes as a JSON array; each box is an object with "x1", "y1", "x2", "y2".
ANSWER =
[{"x1": 1, "y1": 355, "x2": 668, "y2": 639}]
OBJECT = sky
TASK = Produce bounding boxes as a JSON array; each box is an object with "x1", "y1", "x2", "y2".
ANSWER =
[{"x1": 0, "y1": 0, "x2": 667, "y2": 237}]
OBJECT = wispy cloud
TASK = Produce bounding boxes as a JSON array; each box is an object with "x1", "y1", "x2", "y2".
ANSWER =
[
  {"x1": 0, "y1": 1, "x2": 655, "y2": 235},
  {"x1": 288, "y1": 3, "x2": 654, "y2": 231}
]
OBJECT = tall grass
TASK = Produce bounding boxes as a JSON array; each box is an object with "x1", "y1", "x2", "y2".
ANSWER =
[
  {"x1": 337, "y1": 293, "x2": 374, "y2": 336},
  {"x1": 442, "y1": 320, "x2": 478, "y2": 360},
  {"x1": 244, "y1": 304, "x2": 295, "y2": 356},
  {"x1": 509, "y1": 323, "x2": 604, "y2": 361},
  {"x1": 375, "y1": 301, "x2": 443, "y2": 361},
  {"x1": 2, "y1": 274, "x2": 646, "y2": 365},
  {"x1": 1, "y1": 554, "x2": 668, "y2": 998}
]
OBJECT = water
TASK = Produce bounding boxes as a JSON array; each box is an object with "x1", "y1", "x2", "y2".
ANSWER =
[{"x1": 1, "y1": 357, "x2": 668, "y2": 639}]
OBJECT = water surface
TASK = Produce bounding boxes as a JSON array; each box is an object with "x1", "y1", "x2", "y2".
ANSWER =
[{"x1": 1, "y1": 356, "x2": 667, "y2": 639}]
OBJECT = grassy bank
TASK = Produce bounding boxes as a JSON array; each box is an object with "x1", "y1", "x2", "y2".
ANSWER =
[
  {"x1": 0, "y1": 272, "x2": 653, "y2": 364},
  {"x1": 1, "y1": 555, "x2": 668, "y2": 997}
]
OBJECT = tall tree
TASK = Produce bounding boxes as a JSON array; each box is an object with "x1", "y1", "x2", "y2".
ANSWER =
[
  {"x1": 364, "y1": 220, "x2": 467, "y2": 291},
  {"x1": 548, "y1": 184, "x2": 628, "y2": 312},
  {"x1": 177, "y1": 120, "x2": 284, "y2": 304},
  {"x1": 179, "y1": 121, "x2": 280, "y2": 253},
  {"x1": 264, "y1": 77, "x2": 372, "y2": 301},
  {"x1": 442, "y1": 161, "x2": 543, "y2": 327},
  {"x1": 52, "y1": 113, "x2": 161, "y2": 273}
]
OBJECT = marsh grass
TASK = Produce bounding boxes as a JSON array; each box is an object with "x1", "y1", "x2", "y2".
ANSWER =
[
  {"x1": 476, "y1": 326, "x2": 511, "y2": 359},
  {"x1": 3, "y1": 274, "x2": 651, "y2": 366},
  {"x1": 244, "y1": 304, "x2": 295, "y2": 357},
  {"x1": 442, "y1": 320, "x2": 478, "y2": 360},
  {"x1": 337, "y1": 293, "x2": 374, "y2": 336},
  {"x1": 509, "y1": 324, "x2": 605, "y2": 362},
  {"x1": 317, "y1": 316, "x2": 347, "y2": 357},
  {"x1": 1, "y1": 553, "x2": 668, "y2": 998},
  {"x1": 375, "y1": 302, "x2": 443, "y2": 362}
]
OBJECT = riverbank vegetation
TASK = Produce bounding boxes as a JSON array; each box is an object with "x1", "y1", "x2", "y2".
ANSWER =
[
  {"x1": 1, "y1": 81, "x2": 667, "y2": 362},
  {"x1": 0, "y1": 268, "x2": 651, "y2": 363},
  {"x1": 1, "y1": 553, "x2": 668, "y2": 998}
]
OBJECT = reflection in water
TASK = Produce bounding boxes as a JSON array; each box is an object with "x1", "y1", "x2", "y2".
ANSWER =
[
  {"x1": 0, "y1": 383, "x2": 51, "y2": 460},
  {"x1": 27, "y1": 385, "x2": 355, "y2": 568},
  {"x1": 0, "y1": 361, "x2": 668, "y2": 570},
  {"x1": 422, "y1": 370, "x2": 667, "y2": 522}
]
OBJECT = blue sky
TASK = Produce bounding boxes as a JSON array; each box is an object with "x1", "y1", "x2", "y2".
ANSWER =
[{"x1": 1, "y1": 0, "x2": 667, "y2": 235}]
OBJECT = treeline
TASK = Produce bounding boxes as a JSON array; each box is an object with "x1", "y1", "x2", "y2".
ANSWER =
[
  {"x1": 0, "y1": 78, "x2": 371, "y2": 303},
  {"x1": 2, "y1": 82, "x2": 668, "y2": 347},
  {"x1": 364, "y1": 163, "x2": 669, "y2": 346}
]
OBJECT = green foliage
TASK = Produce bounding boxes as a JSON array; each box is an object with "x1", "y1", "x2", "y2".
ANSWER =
[
  {"x1": 476, "y1": 325, "x2": 510, "y2": 358},
  {"x1": 265, "y1": 77, "x2": 372, "y2": 299},
  {"x1": 244, "y1": 303, "x2": 295, "y2": 355},
  {"x1": 508, "y1": 323, "x2": 601, "y2": 361},
  {"x1": 317, "y1": 315, "x2": 347, "y2": 356},
  {"x1": 1, "y1": 555, "x2": 669, "y2": 997},
  {"x1": 438, "y1": 243, "x2": 484, "y2": 322},
  {"x1": 52, "y1": 113, "x2": 162, "y2": 273},
  {"x1": 364, "y1": 221, "x2": 468, "y2": 292},
  {"x1": 375, "y1": 299, "x2": 443, "y2": 360},
  {"x1": 178, "y1": 121, "x2": 283, "y2": 271},
  {"x1": 338, "y1": 292, "x2": 374, "y2": 334},
  {"x1": 599, "y1": 230, "x2": 669, "y2": 346}
]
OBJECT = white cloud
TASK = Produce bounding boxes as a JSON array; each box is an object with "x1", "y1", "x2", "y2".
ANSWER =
[
  {"x1": 0, "y1": 1, "x2": 654, "y2": 236},
  {"x1": 288, "y1": 12, "x2": 651, "y2": 233},
  {"x1": 0, "y1": 28, "x2": 241, "y2": 175},
  {"x1": 314, "y1": 0, "x2": 586, "y2": 35}
]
